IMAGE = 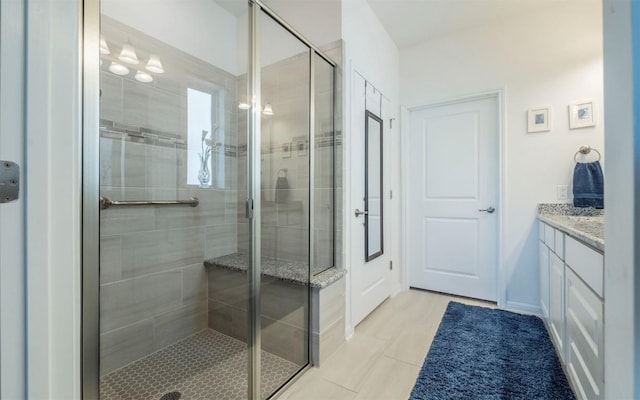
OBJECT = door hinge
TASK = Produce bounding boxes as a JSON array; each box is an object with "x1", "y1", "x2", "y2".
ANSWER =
[
  {"x1": 245, "y1": 198, "x2": 254, "y2": 219},
  {"x1": 390, "y1": 261, "x2": 393, "y2": 270},
  {"x1": 390, "y1": 118, "x2": 395, "y2": 129},
  {"x1": 389, "y1": 190, "x2": 393, "y2": 200},
  {"x1": 0, "y1": 161, "x2": 20, "y2": 203}
]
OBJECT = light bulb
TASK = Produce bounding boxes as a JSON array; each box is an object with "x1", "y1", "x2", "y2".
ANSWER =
[
  {"x1": 118, "y1": 41, "x2": 139, "y2": 65},
  {"x1": 135, "y1": 70, "x2": 153, "y2": 83},
  {"x1": 100, "y1": 35, "x2": 110, "y2": 55},
  {"x1": 238, "y1": 102, "x2": 251, "y2": 110},
  {"x1": 145, "y1": 53, "x2": 164, "y2": 74},
  {"x1": 109, "y1": 62, "x2": 129, "y2": 76}
]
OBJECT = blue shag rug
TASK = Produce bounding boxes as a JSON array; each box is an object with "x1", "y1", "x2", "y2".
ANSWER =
[{"x1": 409, "y1": 302, "x2": 575, "y2": 400}]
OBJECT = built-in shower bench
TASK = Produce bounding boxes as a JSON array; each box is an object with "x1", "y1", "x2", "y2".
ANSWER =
[
  {"x1": 204, "y1": 252, "x2": 345, "y2": 287},
  {"x1": 204, "y1": 253, "x2": 346, "y2": 366}
]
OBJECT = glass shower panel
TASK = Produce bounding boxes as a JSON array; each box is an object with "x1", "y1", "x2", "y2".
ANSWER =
[
  {"x1": 259, "y1": 11, "x2": 311, "y2": 396},
  {"x1": 98, "y1": 1, "x2": 250, "y2": 399},
  {"x1": 313, "y1": 54, "x2": 335, "y2": 274}
]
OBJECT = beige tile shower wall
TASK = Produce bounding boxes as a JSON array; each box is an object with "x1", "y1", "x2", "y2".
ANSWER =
[
  {"x1": 321, "y1": 40, "x2": 344, "y2": 270},
  {"x1": 98, "y1": 20, "x2": 239, "y2": 375},
  {"x1": 99, "y1": 160, "x2": 238, "y2": 377},
  {"x1": 207, "y1": 266, "x2": 309, "y2": 365},
  {"x1": 235, "y1": 41, "x2": 344, "y2": 269}
]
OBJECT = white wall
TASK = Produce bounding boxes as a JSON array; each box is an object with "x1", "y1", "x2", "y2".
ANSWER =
[
  {"x1": 341, "y1": 0, "x2": 402, "y2": 334},
  {"x1": 603, "y1": 1, "x2": 635, "y2": 398},
  {"x1": 400, "y1": 2, "x2": 604, "y2": 311},
  {"x1": 263, "y1": 0, "x2": 341, "y2": 48},
  {"x1": 102, "y1": 0, "x2": 240, "y2": 75}
]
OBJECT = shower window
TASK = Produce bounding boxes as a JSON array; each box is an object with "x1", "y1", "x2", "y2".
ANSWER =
[{"x1": 186, "y1": 87, "x2": 225, "y2": 188}]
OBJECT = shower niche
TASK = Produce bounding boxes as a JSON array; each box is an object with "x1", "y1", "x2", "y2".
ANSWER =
[{"x1": 89, "y1": 2, "x2": 341, "y2": 399}]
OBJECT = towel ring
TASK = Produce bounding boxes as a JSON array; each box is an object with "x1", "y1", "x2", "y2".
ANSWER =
[
  {"x1": 278, "y1": 168, "x2": 288, "y2": 178},
  {"x1": 574, "y1": 145, "x2": 601, "y2": 163}
]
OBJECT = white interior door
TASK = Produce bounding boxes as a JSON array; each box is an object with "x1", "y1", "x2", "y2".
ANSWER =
[
  {"x1": 407, "y1": 95, "x2": 498, "y2": 301},
  {"x1": 350, "y1": 72, "x2": 392, "y2": 327}
]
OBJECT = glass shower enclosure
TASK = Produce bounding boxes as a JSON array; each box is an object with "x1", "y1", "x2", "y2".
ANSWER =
[{"x1": 82, "y1": 1, "x2": 337, "y2": 399}]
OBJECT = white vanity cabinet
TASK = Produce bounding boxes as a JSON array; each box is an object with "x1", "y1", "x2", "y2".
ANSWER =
[
  {"x1": 549, "y1": 251, "x2": 565, "y2": 361},
  {"x1": 538, "y1": 219, "x2": 605, "y2": 400},
  {"x1": 565, "y1": 267, "x2": 604, "y2": 400},
  {"x1": 539, "y1": 241, "x2": 550, "y2": 319},
  {"x1": 564, "y1": 235, "x2": 605, "y2": 400}
]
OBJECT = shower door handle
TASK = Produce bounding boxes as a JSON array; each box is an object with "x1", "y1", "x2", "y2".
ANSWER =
[{"x1": 354, "y1": 208, "x2": 368, "y2": 217}]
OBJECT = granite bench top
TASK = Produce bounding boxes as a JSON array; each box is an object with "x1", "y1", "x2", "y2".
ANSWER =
[
  {"x1": 538, "y1": 203, "x2": 604, "y2": 252},
  {"x1": 204, "y1": 253, "x2": 346, "y2": 288}
]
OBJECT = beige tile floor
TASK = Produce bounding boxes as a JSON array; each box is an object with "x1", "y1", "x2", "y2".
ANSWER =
[{"x1": 278, "y1": 289, "x2": 495, "y2": 400}]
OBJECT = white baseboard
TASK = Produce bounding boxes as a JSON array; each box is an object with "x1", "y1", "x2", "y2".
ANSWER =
[
  {"x1": 390, "y1": 286, "x2": 403, "y2": 298},
  {"x1": 504, "y1": 301, "x2": 542, "y2": 316},
  {"x1": 345, "y1": 325, "x2": 355, "y2": 341}
]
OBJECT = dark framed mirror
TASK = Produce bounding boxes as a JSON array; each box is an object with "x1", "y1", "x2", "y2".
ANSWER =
[{"x1": 365, "y1": 110, "x2": 383, "y2": 262}]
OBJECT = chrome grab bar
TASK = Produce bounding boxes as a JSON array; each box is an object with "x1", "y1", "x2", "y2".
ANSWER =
[{"x1": 100, "y1": 196, "x2": 199, "y2": 210}]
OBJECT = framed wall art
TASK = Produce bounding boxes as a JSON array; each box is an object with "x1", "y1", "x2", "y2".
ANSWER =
[{"x1": 527, "y1": 107, "x2": 551, "y2": 133}]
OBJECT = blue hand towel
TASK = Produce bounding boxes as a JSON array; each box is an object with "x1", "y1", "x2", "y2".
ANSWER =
[
  {"x1": 275, "y1": 176, "x2": 289, "y2": 203},
  {"x1": 573, "y1": 161, "x2": 604, "y2": 208}
]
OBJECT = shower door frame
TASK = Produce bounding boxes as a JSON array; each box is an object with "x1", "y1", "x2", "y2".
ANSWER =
[{"x1": 81, "y1": 1, "x2": 338, "y2": 399}]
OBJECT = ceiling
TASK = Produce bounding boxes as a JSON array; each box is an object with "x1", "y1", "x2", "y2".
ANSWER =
[
  {"x1": 213, "y1": 0, "x2": 595, "y2": 49},
  {"x1": 214, "y1": 0, "x2": 247, "y2": 17},
  {"x1": 366, "y1": 0, "x2": 568, "y2": 48}
]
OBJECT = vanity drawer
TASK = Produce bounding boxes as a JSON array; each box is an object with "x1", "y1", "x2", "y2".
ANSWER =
[
  {"x1": 555, "y1": 230, "x2": 565, "y2": 260},
  {"x1": 545, "y1": 224, "x2": 556, "y2": 251},
  {"x1": 565, "y1": 268, "x2": 604, "y2": 400},
  {"x1": 565, "y1": 236, "x2": 604, "y2": 298}
]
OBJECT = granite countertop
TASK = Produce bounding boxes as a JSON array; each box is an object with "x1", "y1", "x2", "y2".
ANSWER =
[
  {"x1": 204, "y1": 252, "x2": 346, "y2": 288},
  {"x1": 538, "y1": 204, "x2": 604, "y2": 251}
]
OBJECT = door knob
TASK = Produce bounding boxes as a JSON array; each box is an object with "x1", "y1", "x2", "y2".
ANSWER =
[
  {"x1": 354, "y1": 208, "x2": 368, "y2": 217},
  {"x1": 479, "y1": 207, "x2": 496, "y2": 214}
]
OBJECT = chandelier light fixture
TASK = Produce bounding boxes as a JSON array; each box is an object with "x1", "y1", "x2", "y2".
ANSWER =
[
  {"x1": 108, "y1": 61, "x2": 129, "y2": 76},
  {"x1": 145, "y1": 53, "x2": 164, "y2": 74},
  {"x1": 135, "y1": 70, "x2": 153, "y2": 83},
  {"x1": 99, "y1": 35, "x2": 110, "y2": 55},
  {"x1": 118, "y1": 40, "x2": 139, "y2": 65}
]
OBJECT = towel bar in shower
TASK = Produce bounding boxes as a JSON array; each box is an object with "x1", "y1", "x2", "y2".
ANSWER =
[{"x1": 99, "y1": 196, "x2": 199, "y2": 210}]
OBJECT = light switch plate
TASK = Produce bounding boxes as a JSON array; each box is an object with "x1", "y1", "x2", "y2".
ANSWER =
[{"x1": 556, "y1": 185, "x2": 568, "y2": 201}]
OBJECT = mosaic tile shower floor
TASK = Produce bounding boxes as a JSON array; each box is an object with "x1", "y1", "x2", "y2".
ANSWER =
[{"x1": 100, "y1": 329, "x2": 301, "y2": 400}]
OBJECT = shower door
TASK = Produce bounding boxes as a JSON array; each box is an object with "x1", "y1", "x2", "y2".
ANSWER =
[
  {"x1": 94, "y1": 1, "x2": 256, "y2": 399},
  {"x1": 84, "y1": 1, "x2": 333, "y2": 398},
  {"x1": 257, "y1": 10, "x2": 312, "y2": 393}
]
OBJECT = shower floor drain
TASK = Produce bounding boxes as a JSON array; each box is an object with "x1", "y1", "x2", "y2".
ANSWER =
[{"x1": 159, "y1": 392, "x2": 181, "y2": 400}]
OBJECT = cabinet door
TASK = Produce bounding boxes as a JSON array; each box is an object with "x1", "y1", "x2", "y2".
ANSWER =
[
  {"x1": 549, "y1": 252, "x2": 565, "y2": 361},
  {"x1": 539, "y1": 242, "x2": 550, "y2": 319},
  {"x1": 566, "y1": 268, "x2": 604, "y2": 400}
]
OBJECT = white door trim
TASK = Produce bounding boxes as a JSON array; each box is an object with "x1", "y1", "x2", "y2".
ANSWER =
[
  {"x1": 343, "y1": 58, "x2": 354, "y2": 339},
  {"x1": 401, "y1": 89, "x2": 507, "y2": 308},
  {"x1": 0, "y1": 1, "x2": 26, "y2": 398},
  {"x1": 24, "y1": 1, "x2": 83, "y2": 398}
]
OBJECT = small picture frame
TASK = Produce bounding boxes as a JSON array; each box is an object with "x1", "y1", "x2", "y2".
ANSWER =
[
  {"x1": 568, "y1": 100, "x2": 596, "y2": 129},
  {"x1": 527, "y1": 107, "x2": 551, "y2": 133},
  {"x1": 296, "y1": 140, "x2": 307, "y2": 157},
  {"x1": 282, "y1": 142, "x2": 292, "y2": 158}
]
